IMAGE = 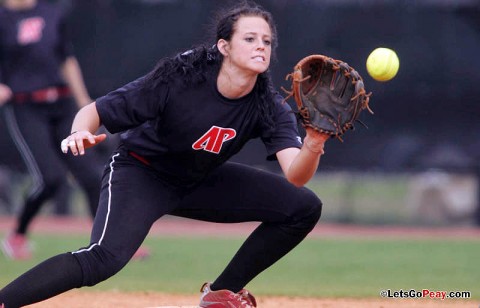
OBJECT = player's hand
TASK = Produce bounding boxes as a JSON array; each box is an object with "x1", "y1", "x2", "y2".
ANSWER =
[
  {"x1": 0, "y1": 84, "x2": 13, "y2": 106},
  {"x1": 303, "y1": 128, "x2": 329, "y2": 154},
  {"x1": 61, "y1": 131, "x2": 107, "y2": 156}
]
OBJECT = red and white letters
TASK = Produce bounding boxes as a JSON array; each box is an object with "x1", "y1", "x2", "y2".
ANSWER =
[{"x1": 192, "y1": 126, "x2": 236, "y2": 154}]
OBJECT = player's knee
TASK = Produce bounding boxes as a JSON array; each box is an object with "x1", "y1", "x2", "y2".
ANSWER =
[
  {"x1": 292, "y1": 188, "x2": 322, "y2": 232},
  {"x1": 72, "y1": 245, "x2": 129, "y2": 287}
]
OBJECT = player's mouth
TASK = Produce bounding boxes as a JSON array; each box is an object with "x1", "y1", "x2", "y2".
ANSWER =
[{"x1": 252, "y1": 55, "x2": 265, "y2": 62}]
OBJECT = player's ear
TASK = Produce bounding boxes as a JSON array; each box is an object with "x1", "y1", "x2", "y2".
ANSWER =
[{"x1": 217, "y1": 39, "x2": 229, "y2": 57}]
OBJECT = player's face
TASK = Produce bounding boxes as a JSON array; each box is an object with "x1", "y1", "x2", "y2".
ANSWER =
[{"x1": 226, "y1": 16, "x2": 272, "y2": 74}]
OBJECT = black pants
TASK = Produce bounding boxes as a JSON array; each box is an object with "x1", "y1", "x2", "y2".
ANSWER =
[
  {"x1": 0, "y1": 148, "x2": 322, "y2": 307},
  {"x1": 4, "y1": 99, "x2": 102, "y2": 234}
]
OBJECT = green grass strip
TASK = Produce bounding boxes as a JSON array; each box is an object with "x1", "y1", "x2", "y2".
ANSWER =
[{"x1": 0, "y1": 234, "x2": 478, "y2": 298}]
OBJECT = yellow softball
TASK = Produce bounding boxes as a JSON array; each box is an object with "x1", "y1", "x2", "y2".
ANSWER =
[{"x1": 366, "y1": 47, "x2": 399, "y2": 82}]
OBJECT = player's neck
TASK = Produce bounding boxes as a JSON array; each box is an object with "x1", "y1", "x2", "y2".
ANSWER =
[
  {"x1": 217, "y1": 66, "x2": 257, "y2": 100},
  {"x1": 4, "y1": 0, "x2": 36, "y2": 10}
]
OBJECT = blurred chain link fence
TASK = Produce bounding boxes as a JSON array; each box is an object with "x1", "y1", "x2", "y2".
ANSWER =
[{"x1": 307, "y1": 171, "x2": 478, "y2": 226}]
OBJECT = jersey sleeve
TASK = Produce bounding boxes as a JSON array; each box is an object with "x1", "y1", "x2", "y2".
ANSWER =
[
  {"x1": 56, "y1": 6, "x2": 74, "y2": 60},
  {"x1": 261, "y1": 94, "x2": 302, "y2": 160},
  {"x1": 95, "y1": 76, "x2": 168, "y2": 134}
]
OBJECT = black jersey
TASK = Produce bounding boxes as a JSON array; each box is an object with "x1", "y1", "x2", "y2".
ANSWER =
[
  {"x1": 96, "y1": 72, "x2": 302, "y2": 186},
  {"x1": 0, "y1": 0, "x2": 73, "y2": 93}
]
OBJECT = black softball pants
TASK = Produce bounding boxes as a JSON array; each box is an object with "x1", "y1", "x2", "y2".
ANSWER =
[
  {"x1": 3, "y1": 99, "x2": 102, "y2": 234},
  {"x1": 0, "y1": 148, "x2": 322, "y2": 307}
]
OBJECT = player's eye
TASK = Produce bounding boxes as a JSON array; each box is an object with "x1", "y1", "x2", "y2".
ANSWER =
[
  {"x1": 245, "y1": 37, "x2": 254, "y2": 42},
  {"x1": 263, "y1": 39, "x2": 271, "y2": 46}
]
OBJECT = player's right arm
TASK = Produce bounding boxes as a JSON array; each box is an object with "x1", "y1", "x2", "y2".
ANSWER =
[
  {"x1": 61, "y1": 101, "x2": 106, "y2": 156},
  {"x1": 62, "y1": 75, "x2": 166, "y2": 156}
]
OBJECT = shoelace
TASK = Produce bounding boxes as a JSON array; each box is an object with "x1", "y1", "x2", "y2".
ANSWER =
[
  {"x1": 236, "y1": 290, "x2": 257, "y2": 307},
  {"x1": 233, "y1": 295, "x2": 252, "y2": 307}
]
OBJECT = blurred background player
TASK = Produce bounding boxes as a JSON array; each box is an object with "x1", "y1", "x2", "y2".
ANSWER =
[{"x1": 0, "y1": 0, "x2": 149, "y2": 260}]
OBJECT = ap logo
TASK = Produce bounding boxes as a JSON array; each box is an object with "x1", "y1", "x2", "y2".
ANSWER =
[{"x1": 192, "y1": 126, "x2": 236, "y2": 154}]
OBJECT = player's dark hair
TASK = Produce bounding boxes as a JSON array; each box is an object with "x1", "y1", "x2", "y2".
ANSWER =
[{"x1": 144, "y1": 1, "x2": 277, "y2": 132}]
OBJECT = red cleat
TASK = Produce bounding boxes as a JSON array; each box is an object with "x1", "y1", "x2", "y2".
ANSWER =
[
  {"x1": 1, "y1": 233, "x2": 32, "y2": 260},
  {"x1": 199, "y1": 282, "x2": 257, "y2": 308}
]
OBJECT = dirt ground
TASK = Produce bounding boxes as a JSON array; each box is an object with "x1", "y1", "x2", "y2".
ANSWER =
[
  {"x1": 23, "y1": 290, "x2": 477, "y2": 308},
  {"x1": 1, "y1": 216, "x2": 479, "y2": 308}
]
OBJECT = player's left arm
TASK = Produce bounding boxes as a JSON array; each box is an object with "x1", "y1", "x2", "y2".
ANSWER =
[
  {"x1": 277, "y1": 129, "x2": 329, "y2": 187},
  {"x1": 61, "y1": 56, "x2": 92, "y2": 108}
]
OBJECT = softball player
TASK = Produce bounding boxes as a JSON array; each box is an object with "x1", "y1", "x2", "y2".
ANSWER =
[
  {"x1": 0, "y1": 0, "x2": 103, "y2": 260},
  {"x1": 0, "y1": 1, "x2": 329, "y2": 307}
]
